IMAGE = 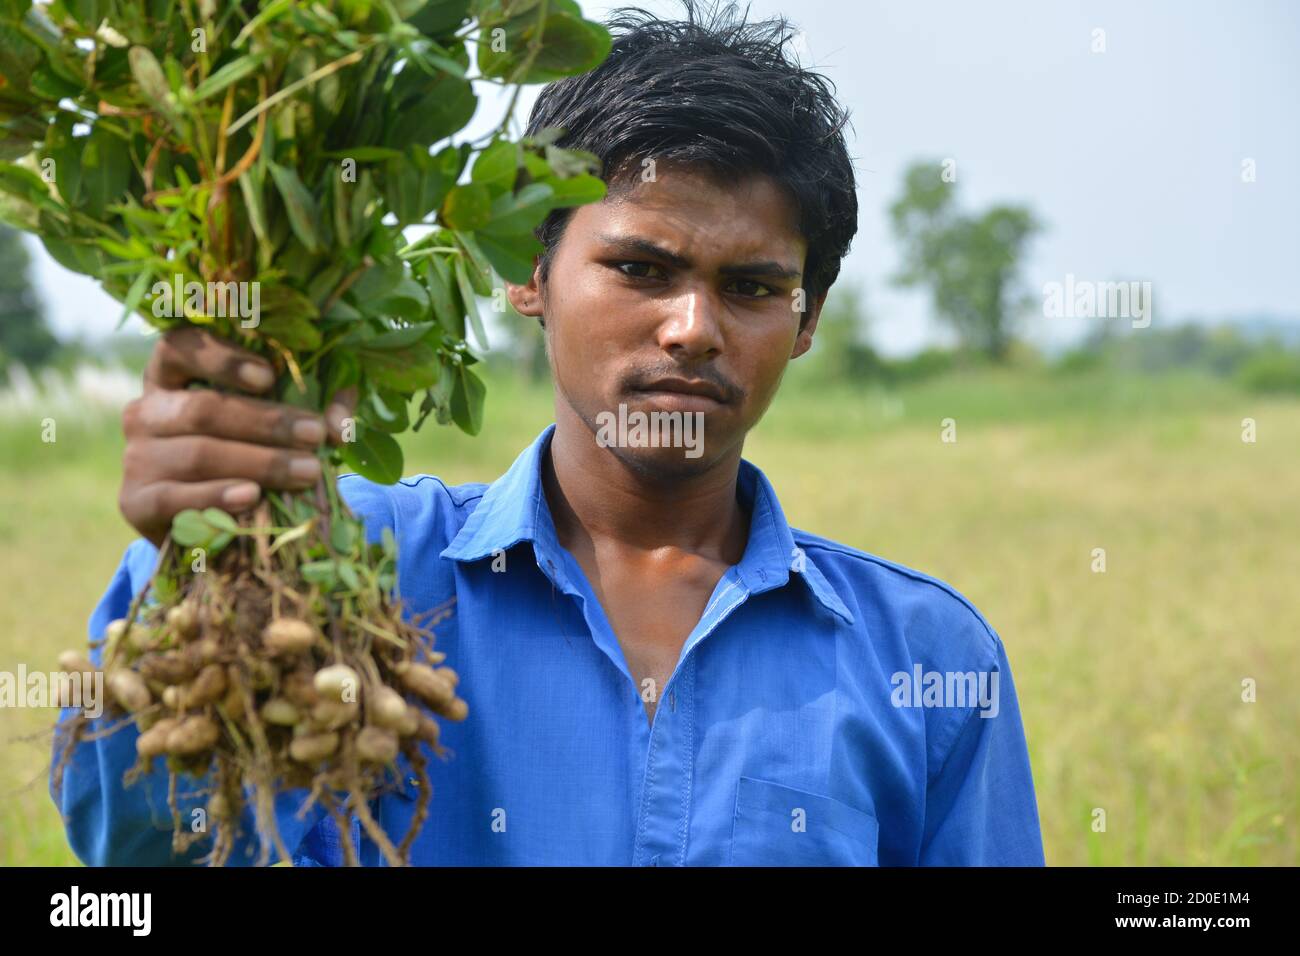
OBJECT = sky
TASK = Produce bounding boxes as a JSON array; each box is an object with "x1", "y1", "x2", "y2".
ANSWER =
[{"x1": 23, "y1": 0, "x2": 1300, "y2": 357}]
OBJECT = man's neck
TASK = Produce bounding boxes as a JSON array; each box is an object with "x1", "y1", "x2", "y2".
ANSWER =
[{"x1": 543, "y1": 407, "x2": 750, "y2": 565}]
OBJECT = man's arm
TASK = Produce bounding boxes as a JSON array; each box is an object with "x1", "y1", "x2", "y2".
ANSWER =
[{"x1": 918, "y1": 635, "x2": 1046, "y2": 865}]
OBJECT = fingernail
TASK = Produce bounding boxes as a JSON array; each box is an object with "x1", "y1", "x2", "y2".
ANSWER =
[
  {"x1": 289, "y1": 455, "x2": 322, "y2": 483},
  {"x1": 239, "y1": 362, "x2": 274, "y2": 390},
  {"x1": 326, "y1": 403, "x2": 351, "y2": 438},
  {"x1": 222, "y1": 482, "x2": 261, "y2": 509},
  {"x1": 292, "y1": 417, "x2": 326, "y2": 445}
]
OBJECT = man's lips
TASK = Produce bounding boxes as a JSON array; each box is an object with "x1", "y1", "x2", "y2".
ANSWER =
[{"x1": 630, "y1": 377, "x2": 729, "y2": 404}]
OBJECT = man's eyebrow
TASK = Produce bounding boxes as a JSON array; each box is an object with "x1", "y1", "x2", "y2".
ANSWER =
[{"x1": 595, "y1": 233, "x2": 801, "y2": 281}]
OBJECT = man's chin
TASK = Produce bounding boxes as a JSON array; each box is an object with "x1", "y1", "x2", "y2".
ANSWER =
[{"x1": 598, "y1": 436, "x2": 720, "y2": 482}]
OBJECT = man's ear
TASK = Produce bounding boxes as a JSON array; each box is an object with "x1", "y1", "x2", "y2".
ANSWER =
[
  {"x1": 790, "y1": 289, "x2": 828, "y2": 360},
  {"x1": 505, "y1": 257, "x2": 546, "y2": 325}
]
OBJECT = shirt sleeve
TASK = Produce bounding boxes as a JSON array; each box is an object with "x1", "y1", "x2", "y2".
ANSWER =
[
  {"x1": 49, "y1": 538, "x2": 327, "y2": 866},
  {"x1": 917, "y1": 634, "x2": 1046, "y2": 865}
]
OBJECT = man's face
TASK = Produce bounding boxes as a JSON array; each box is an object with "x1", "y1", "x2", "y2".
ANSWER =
[{"x1": 507, "y1": 161, "x2": 824, "y2": 477}]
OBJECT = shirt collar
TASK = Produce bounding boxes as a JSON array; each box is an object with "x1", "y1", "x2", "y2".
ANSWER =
[{"x1": 441, "y1": 423, "x2": 854, "y2": 625}]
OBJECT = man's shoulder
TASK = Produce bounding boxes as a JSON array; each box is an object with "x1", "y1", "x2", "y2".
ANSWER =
[{"x1": 791, "y1": 527, "x2": 1001, "y2": 664}]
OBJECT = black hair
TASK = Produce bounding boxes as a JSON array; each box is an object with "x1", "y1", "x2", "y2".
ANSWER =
[{"x1": 524, "y1": 0, "x2": 859, "y2": 328}]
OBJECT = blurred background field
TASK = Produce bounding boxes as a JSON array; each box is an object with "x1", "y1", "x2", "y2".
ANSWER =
[{"x1": 1, "y1": 322, "x2": 1297, "y2": 865}]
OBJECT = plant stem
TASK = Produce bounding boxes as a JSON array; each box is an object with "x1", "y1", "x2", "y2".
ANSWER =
[{"x1": 228, "y1": 45, "x2": 373, "y2": 136}]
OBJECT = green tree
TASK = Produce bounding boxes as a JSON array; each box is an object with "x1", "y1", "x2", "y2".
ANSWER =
[
  {"x1": 889, "y1": 161, "x2": 1040, "y2": 360},
  {"x1": 0, "y1": 222, "x2": 56, "y2": 373}
]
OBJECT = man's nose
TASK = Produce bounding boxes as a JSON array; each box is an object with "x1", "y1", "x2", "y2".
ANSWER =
[{"x1": 655, "y1": 289, "x2": 724, "y2": 360}]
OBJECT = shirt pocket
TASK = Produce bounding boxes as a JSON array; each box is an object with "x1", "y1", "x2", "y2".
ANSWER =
[{"x1": 728, "y1": 776, "x2": 880, "y2": 867}]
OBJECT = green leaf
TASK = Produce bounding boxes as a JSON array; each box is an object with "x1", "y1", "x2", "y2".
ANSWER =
[
  {"x1": 118, "y1": 266, "x2": 153, "y2": 326},
  {"x1": 528, "y1": 13, "x2": 613, "y2": 79},
  {"x1": 367, "y1": 321, "x2": 437, "y2": 350},
  {"x1": 268, "y1": 160, "x2": 320, "y2": 252},
  {"x1": 322, "y1": 350, "x2": 360, "y2": 403},
  {"x1": 40, "y1": 234, "x2": 104, "y2": 277},
  {"x1": 255, "y1": 284, "x2": 322, "y2": 349},
  {"x1": 359, "y1": 340, "x2": 440, "y2": 391},
  {"x1": 0, "y1": 19, "x2": 44, "y2": 95},
  {"x1": 470, "y1": 138, "x2": 519, "y2": 196},
  {"x1": 412, "y1": 46, "x2": 469, "y2": 80},
  {"x1": 79, "y1": 125, "x2": 131, "y2": 221},
  {"x1": 128, "y1": 46, "x2": 188, "y2": 135},
  {"x1": 0, "y1": 162, "x2": 60, "y2": 214},
  {"x1": 202, "y1": 507, "x2": 240, "y2": 533},
  {"x1": 475, "y1": 229, "x2": 542, "y2": 284},
  {"x1": 477, "y1": 11, "x2": 611, "y2": 83},
  {"x1": 326, "y1": 298, "x2": 363, "y2": 321},
  {"x1": 424, "y1": 254, "x2": 463, "y2": 338},
  {"x1": 29, "y1": 64, "x2": 82, "y2": 100},
  {"x1": 545, "y1": 145, "x2": 602, "y2": 179},
  {"x1": 384, "y1": 145, "x2": 453, "y2": 227},
  {"x1": 233, "y1": 0, "x2": 295, "y2": 47},
  {"x1": 383, "y1": 61, "x2": 475, "y2": 150},
  {"x1": 453, "y1": 253, "x2": 489, "y2": 350},
  {"x1": 330, "y1": 175, "x2": 352, "y2": 249},
  {"x1": 280, "y1": 369, "x2": 321, "y2": 410},
  {"x1": 482, "y1": 181, "x2": 554, "y2": 236},
  {"x1": 368, "y1": 387, "x2": 411, "y2": 433},
  {"x1": 95, "y1": 236, "x2": 150, "y2": 260},
  {"x1": 449, "y1": 361, "x2": 486, "y2": 435},
  {"x1": 351, "y1": 258, "x2": 405, "y2": 302},
  {"x1": 322, "y1": 146, "x2": 406, "y2": 162},
  {"x1": 410, "y1": 0, "x2": 473, "y2": 36},
  {"x1": 329, "y1": 518, "x2": 357, "y2": 554},
  {"x1": 299, "y1": 559, "x2": 339, "y2": 588},
  {"x1": 170, "y1": 509, "x2": 214, "y2": 548},
  {"x1": 192, "y1": 53, "x2": 267, "y2": 102},
  {"x1": 337, "y1": 560, "x2": 361, "y2": 592},
  {"x1": 43, "y1": 116, "x2": 81, "y2": 207},
  {"x1": 339, "y1": 425, "x2": 404, "y2": 484},
  {"x1": 545, "y1": 172, "x2": 606, "y2": 206},
  {"x1": 455, "y1": 232, "x2": 493, "y2": 294},
  {"x1": 307, "y1": 261, "x2": 346, "y2": 309},
  {"x1": 440, "y1": 182, "x2": 491, "y2": 230}
]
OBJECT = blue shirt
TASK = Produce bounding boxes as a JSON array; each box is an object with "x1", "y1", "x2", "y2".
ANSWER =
[{"x1": 52, "y1": 422, "x2": 1045, "y2": 866}]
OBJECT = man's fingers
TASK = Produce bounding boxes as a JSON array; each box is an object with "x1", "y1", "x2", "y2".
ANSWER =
[
  {"x1": 124, "y1": 435, "x2": 323, "y2": 489},
  {"x1": 326, "y1": 386, "x2": 359, "y2": 445},
  {"x1": 119, "y1": 479, "x2": 263, "y2": 548},
  {"x1": 123, "y1": 388, "x2": 326, "y2": 449},
  {"x1": 144, "y1": 326, "x2": 276, "y2": 394}
]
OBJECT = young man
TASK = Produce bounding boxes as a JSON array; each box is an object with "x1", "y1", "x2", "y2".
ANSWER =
[{"x1": 53, "y1": 3, "x2": 1045, "y2": 866}]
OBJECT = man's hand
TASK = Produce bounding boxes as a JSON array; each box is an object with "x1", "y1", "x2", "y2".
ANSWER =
[{"x1": 120, "y1": 327, "x2": 356, "y2": 547}]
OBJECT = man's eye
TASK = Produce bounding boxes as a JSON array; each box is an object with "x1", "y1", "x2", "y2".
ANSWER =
[
  {"x1": 616, "y1": 261, "x2": 665, "y2": 280},
  {"x1": 733, "y1": 278, "x2": 769, "y2": 297}
]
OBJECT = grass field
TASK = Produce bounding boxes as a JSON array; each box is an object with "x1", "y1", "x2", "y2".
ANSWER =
[{"x1": 1, "y1": 362, "x2": 1296, "y2": 865}]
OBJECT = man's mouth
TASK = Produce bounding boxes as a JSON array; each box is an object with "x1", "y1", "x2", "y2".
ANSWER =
[{"x1": 630, "y1": 377, "x2": 729, "y2": 405}]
